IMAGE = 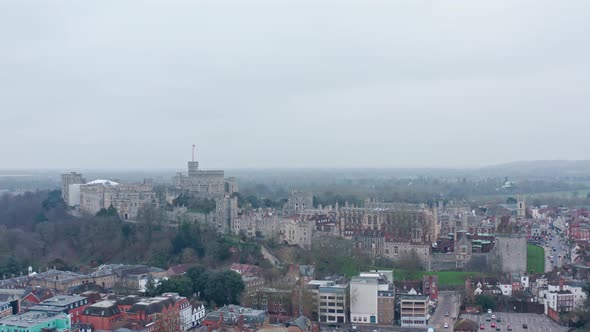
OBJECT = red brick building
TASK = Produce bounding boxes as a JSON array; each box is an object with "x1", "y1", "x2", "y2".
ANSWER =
[{"x1": 80, "y1": 300, "x2": 123, "y2": 330}]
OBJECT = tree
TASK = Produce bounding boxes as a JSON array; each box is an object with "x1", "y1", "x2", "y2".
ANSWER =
[
  {"x1": 156, "y1": 276, "x2": 193, "y2": 297},
  {"x1": 205, "y1": 270, "x2": 244, "y2": 306},
  {"x1": 575, "y1": 282, "x2": 590, "y2": 326},
  {"x1": 186, "y1": 266, "x2": 209, "y2": 297},
  {"x1": 143, "y1": 276, "x2": 157, "y2": 296},
  {"x1": 96, "y1": 204, "x2": 119, "y2": 218},
  {"x1": 476, "y1": 295, "x2": 497, "y2": 311}
]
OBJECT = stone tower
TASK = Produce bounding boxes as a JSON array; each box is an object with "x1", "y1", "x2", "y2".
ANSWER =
[
  {"x1": 494, "y1": 233, "x2": 527, "y2": 273},
  {"x1": 517, "y1": 195, "x2": 526, "y2": 218}
]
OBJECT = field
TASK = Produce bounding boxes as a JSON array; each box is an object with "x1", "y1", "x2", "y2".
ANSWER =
[
  {"x1": 393, "y1": 270, "x2": 488, "y2": 286},
  {"x1": 527, "y1": 244, "x2": 545, "y2": 274}
]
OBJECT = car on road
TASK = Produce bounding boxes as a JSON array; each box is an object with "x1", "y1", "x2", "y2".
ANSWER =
[
  {"x1": 487, "y1": 309, "x2": 492, "y2": 314},
  {"x1": 445, "y1": 311, "x2": 449, "y2": 317},
  {"x1": 444, "y1": 323, "x2": 449, "y2": 329},
  {"x1": 491, "y1": 323, "x2": 496, "y2": 328},
  {"x1": 507, "y1": 325, "x2": 512, "y2": 331},
  {"x1": 496, "y1": 317, "x2": 501, "y2": 322},
  {"x1": 480, "y1": 325, "x2": 485, "y2": 330},
  {"x1": 486, "y1": 316, "x2": 491, "y2": 322},
  {"x1": 496, "y1": 326, "x2": 501, "y2": 331},
  {"x1": 491, "y1": 315, "x2": 496, "y2": 320},
  {"x1": 522, "y1": 324, "x2": 528, "y2": 329}
]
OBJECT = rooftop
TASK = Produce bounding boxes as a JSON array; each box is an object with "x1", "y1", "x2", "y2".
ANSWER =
[
  {"x1": 40, "y1": 295, "x2": 87, "y2": 307},
  {"x1": 0, "y1": 311, "x2": 68, "y2": 328}
]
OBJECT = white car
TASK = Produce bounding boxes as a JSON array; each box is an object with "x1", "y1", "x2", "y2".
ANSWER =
[
  {"x1": 487, "y1": 309, "x2": 492, "y2": 314},
  {"x1": 444, "y1": 323, "x2": 449, "y2": 329}
]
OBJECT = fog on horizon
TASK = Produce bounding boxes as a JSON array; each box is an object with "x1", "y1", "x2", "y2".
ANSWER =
[{"x1": 1, "y1": 0, "x2": 589, "y2": 170}]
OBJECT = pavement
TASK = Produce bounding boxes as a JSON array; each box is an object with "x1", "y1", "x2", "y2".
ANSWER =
[{"x1": 461, "y1": 313, "x2": 569, "y2": 332}]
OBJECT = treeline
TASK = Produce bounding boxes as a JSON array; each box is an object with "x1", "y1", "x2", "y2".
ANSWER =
[
  {"x1": 0, "y1": 191, "x2": 264, "y2": 276},
  {"x1": 151, "y1": 266, "x2": 244, "y2": 306},
  {"x1": 238, "y1": 176, "x2": 589, "y2": 205},
  {"x1": 170, "y1": 195, "x2": 216, "y2": 214}
]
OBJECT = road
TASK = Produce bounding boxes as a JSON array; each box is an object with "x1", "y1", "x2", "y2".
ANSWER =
[
  {"x1": 543, "y1": 228, "x2": 570, "y2": 272},
  {"x1": 430, "y1": 291, "x2": 460, "y2": 330}
]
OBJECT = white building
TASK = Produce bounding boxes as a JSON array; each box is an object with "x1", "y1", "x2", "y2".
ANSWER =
[
  {"x1": 350, "y1": 276, "x2": 378, "y2": 324},
  {"x1": 399, "y1": 294, "x2": 429, "y2": 327},
  {"x1": 318, "y1": 284, "x2": 347, "y2": 324},
  {"x1": 191, "y1": 304, "x2": 206, "y2": 329},
  {"x1": 548, "y1": 281, "x2": 587, "y2": 310}
]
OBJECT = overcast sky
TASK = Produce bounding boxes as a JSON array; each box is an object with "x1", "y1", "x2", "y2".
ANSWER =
[{"x1": 1, "y1": 1, "x2": 589, "y2": 170}]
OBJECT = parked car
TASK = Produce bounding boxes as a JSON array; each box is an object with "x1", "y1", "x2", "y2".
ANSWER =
[
  {"x1": 486, "y1": 316, "x2": 491, "y2": 322},
  {"x1": 444, "y1": 323, "x2": 449, "y2": 329},
  {"x1": 496, "y1": 327, "x2": 501, "y2": 331},
  {"x1": 507, "y1": 325, "x2": 512, "y2": 331},
  {"x1": 523, "y1": 324, "x2": 528, "y2": 329},
  {"x1": 445, "y1": 311, "x2": 449, "y2": 317},
  {"x1": 491, "y1": 315, "x2": 496, "y2": 320},
  {"x1": 487, "y1": 309, "x2": 492, "y2": 314},
  {"x1": 491, "y1": 323, "x2": 496, "y2": 328},
  {"x1": 496, "y1": 317, "x2": 501, "y2": 322},
  {"x1": 480, "y1": 325, "x2": 485, "y2": 330}
]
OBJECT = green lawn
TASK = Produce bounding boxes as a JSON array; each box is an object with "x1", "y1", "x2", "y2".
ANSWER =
[
  {"x1": 527, "y1": 244, "x2": 545, "y2": 274},
  {"x1": 393, "y1": 270, "x2": 488, "y2": 286}
]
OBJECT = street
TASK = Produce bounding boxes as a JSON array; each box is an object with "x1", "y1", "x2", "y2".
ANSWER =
[
  {"x1": 430, "y1": 291, "x2": 460, "y2": 330},
  {"x1": 543, "y1": 228, "x2": 570, "y2": 272}
]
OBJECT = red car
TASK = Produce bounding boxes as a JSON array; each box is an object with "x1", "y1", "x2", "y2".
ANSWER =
[
  {"x1": 480, "y1": 325, "x2": 485, "y2": 330},
  {"x1": 491, "y1": 323, "x2": 496, "y2": 328}
]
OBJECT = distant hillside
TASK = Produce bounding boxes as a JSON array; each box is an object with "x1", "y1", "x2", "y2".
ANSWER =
[{"x1": 480, "y1": 160, "x2": 590, "y2": 179}]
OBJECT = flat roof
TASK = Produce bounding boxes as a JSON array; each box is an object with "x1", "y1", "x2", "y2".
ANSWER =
[
  {"x1": 350, "y1": 276, "x2": 378, "y2": 284},
  {"x1": 41, "y1": 295, "x2": 86, "y2": 307},
  {"x1": 0, "y1": 311, "x2": 67, "y2": 328}
]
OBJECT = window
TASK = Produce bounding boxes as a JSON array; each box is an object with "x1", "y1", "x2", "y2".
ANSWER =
[{"x1": 394, "y1": 246, "x2": 399, "y2": 255}]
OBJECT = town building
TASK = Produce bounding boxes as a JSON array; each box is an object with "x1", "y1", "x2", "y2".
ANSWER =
[
  {"x1": 318, "y1": 283, "x2": 347, "y2": 324},
  {"x1": 350, "y1": 272, "x2": 394, "y2": 325},
  {"x1": 79, "y1": 300, "x2": 123, "y2": 331},
  {"x1": 29, "y1": 295, "x2": 90, "y2": 324},
  {"x1": 0, "y1": 302, "x2": 12, "y2": 318},
  {"x1": 202, "y1": 304, "x2": 267, "y2": 328},
  {"x1": 0, "y1": 311, "x2": 71, "y2": 332},
  {"x1": 399, "y1": 294, "x2": 429, "y2": 327},
  {"x1": 242, "y1": 288, "x2": 292, "y2": 323}
]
